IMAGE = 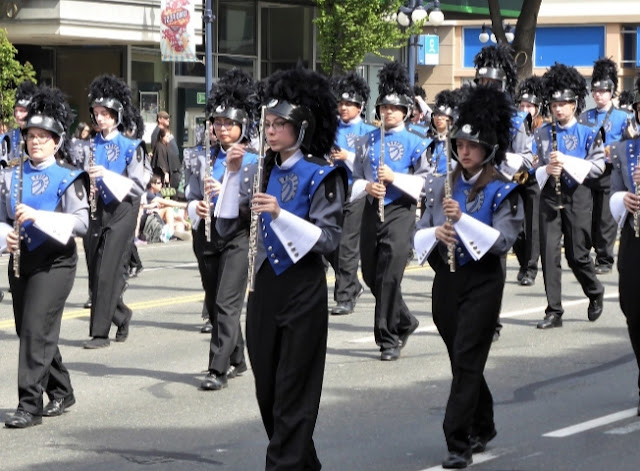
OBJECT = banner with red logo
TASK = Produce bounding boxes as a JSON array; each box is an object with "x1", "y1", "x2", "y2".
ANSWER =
[{"x1": 160, "y1": 0, "x2": 198, "y2": 62}]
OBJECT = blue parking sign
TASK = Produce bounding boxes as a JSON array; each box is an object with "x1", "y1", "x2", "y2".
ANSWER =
[{"x1": 418, "y1": 34, "x2": 439, "y2": 66}]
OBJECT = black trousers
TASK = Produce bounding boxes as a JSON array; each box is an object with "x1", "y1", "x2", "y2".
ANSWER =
[
  {"x1": 9, "y1": 250, "x2": 76, "y2": 416},
  {"x1": 618, "y1": 222, "x2": 640, "y2": 395},
  {"x1": 327, "y1": 196, "x2": 364, "y2": 303},
  {"x1": 360, "y1": 198, "x2": 418, "y2": 350},
  {"x1": 539, "y1": 184, "x2": 603, "y2": 317},
  {"x1": 431, "y1": 254, "x2": 502, "y2": 454},
  {"x1": 590, "y1": 170, "x2": 617, "y2": 268},
  {"x1": 88, "y1": 197, "x2": 139, "y2": 338},
  {"x1": 193, "y1": 222, "x2": 247, "y2": 375},
  {"x1": 247, "y1": 255, "x2": 327, "y2": 471},
  {"x1": 129, "y1": 241, "x2": 141, "y2": 270},
  {"x1": 513, "y1": 180, "x2": 540, "y2": 279}
]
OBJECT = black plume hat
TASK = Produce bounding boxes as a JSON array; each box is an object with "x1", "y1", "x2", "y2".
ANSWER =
[
  {"x1": 206, "y1": 68, "x2": 258, "y2": 142},
  {"x1": 450, "y1": 85, "x2": 516, "y2": 166},
  {"x1": 543, "y1": 63, "x2": 588, "y2": 115},
  {"x1": 591, "y1": 58, "x2": 618, "y2": 93},
  {"x1": 22, "y1": 86, "x2": 75, "y2": 158},
  {"x1": 263, "y1": 63, "x2": 337, "y2": 157},
  {"x1": 332, "y1": 72, "x2": 370, "y2": 108},
  {"x1": 15, "y1": 80, "x2": 38, "y2": 109},
  {"x1": 432, "y1": 89, "x2": 457, "y2": 119},
  {"x1": 88, "y1": 74, "x2": 137, "y2": 133},
  {"x1": 375, "y1": 61, "x2": 414, "y2": 118},
  {"x1": 474, "y1": 44, "x2": 518, "y2": 99}
]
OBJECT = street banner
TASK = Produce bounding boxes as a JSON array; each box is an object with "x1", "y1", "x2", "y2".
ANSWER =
[{"x1": 160, "y1": 0, "x2": 198, "y2": 62}]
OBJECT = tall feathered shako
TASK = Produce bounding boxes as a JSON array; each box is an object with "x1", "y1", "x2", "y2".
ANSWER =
[
  {"x1": 450, "y1": 85, "x2": 516, "y2": 166},
  {"x1": 542, "y1": 63, "x2": 588, "y2": 115},
  {"x1": 15, "y1": 80, "x2": 38, "y2": 109},
  {"x1": 23, "y1": 86, "x2": 75, "y2": 160},
  {"x1": 591, "y1": 58, "x2": 618, "y2": 94},
  {"x1": 474, "y1": 44, "x2": 518, "y2": 99},
  {"x1": 88, "y1": 74, "x2": 137, "y2": 133},
  {"x1": 516, "y1": 75, "x2": 545, "y2": 117},
  {"x1": 432, "y1": 90, "x2": 457, "y2": 119},
  {"x1": 206, "y1": 68, "x2": 258, "y2": 142},
  {"x1": 263, "y1": 64, "x2": 337, "y2": 158},
  {"x1": 375, "y1": 61, "x2": 413, "y2": 118},
  {"x1": 332, "y1": 72, "x2": 370, "y2": 108}
]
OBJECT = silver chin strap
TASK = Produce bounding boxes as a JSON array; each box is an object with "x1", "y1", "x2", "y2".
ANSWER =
[{"x1": 284, "y1": 120, "x2": 308, "y2": 154}]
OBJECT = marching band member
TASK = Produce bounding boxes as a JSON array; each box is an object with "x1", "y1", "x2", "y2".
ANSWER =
[
  {"x1": 609, "y1": 77, "x2": 640, "y2": 416},
  {"x1": 83, "y1": 75, "x2": 147, "y2": 349},
  {"x1": 414, "y1": 85, "x2": 523, "y2": 469},
  {"x1": 1, "y1": 86, "x2": 89, "y2": 428},
  {"x1": 215, "y1": 64, "x2": 346, "y2": 470},
  {"x1": 0, "y1": 81, "x2": 38, "y2": 168},
  {"x1": 327, "y1": 72, "x2": 375, "y2": 315},
  {"x1": 352, "y1": 61, "x2": 430, "y2": 361},
  {"x1": 579, "y1": 58, "x2": 628, "y2": 275},
  {"x1": 512, "y1": 76, "x2": 546, "y2": 287},
  {"x1": 534, "y1": 63, "x2": 606, "y2": 329},
  {"x1": 185, "y1": 69, "x2": 258, "y2": 391}
]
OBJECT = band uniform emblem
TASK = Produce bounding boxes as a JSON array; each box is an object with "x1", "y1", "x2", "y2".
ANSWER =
[
  {"x1": 562, "y1": 134, "x2": 578, "y2": 152},
  {"x1": 279, "y1": 173, "x2": 299, "y2": 203},
  {"x1": 387, "y1": 140, "x2": 404, "y2": 162},
  {"x1": 31, "y1": 173, "x2": 50, "y2": 196},
  {"x1": 464, "y1": 188, "x2": 484, "y2": 214},
  {"x1": 105, "y1": 142, "x2": 120, "y2": 163}
]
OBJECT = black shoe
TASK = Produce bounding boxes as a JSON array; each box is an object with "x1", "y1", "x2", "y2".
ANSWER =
[
  {"x1": 83, "y1": 337, "x2": 110, "y2": 349},
  {"x1": 200, "y1": 319, "x2": 213, "y2": 334},
  {"x1": 5, "y1": 410, "x2": 42, "y2": 429},
  {"x1": 43, "y1": 395, "x2": 76, "y2": 417},
  {"x1": 380, "y1": 347, "x2": 400, "y2": 361},
  {"x1": 129, "y1": 264, "x2": 144, "y2": 278},
  {"x1": 356, "y1": 285, "x2": 364, "y2": 299},
  {"x1": 331, "y1": 301, "x2": 354, "y2": 315},
  {"x1": 398, "y1": 321, "x2": 419, "y2": 350},
  {"x1": 200, "y1": 373, "x2": 228, "y2": 391},
  {"x1": 537, "y1": 314, "x2": 562, "y2": 329},
  {"x1": 83, "y1": 297, "x2": 92, "y2": 309},
  {"x1": 470, "y1": 429, "x2": 497, "y2": 453},
  {"x1": 637, "y1": 398, "x2": 640, "y2": 417},
  {"x1": 492, "y1": 330, "x2": 500, "y2": 342},
  {"x1": 226, "y1": 361, "x2": 248, "y2": 379},
  {"x1": 442, "y1": 451, "x2": 472, "y2": 469},
  {"x1": 594, "y1": 265, "x2": 612, "y2": 275},
  {"x1": 0, "y1": 290, "x2": 4, "y2": 302},
  {"x1": 516, "y1": 269, "x2": 526, "y2": 283},
  {"x1": 519, "y1": 276, "x2": 535, "y2": 286},
  {"x1": 115, "y1": 313, "x2": 131, "y2": 343},
  {"x1": 588, "y1": 293, "x2": 604, "y2": 322}
]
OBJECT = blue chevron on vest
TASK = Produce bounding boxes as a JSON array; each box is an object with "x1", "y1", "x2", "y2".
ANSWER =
[
  {"x1": 452, "y1": 178, "x2": 517, "y2": 266},
  {"x1": 10, "y1": 162, "x2": 83, "y2": 251},
  {"x1": 335, "y1": 120, "x2": 375, "y2": 185},
  {"x1": 94, "y1": 133, "x2": 142, "y2": 205}
]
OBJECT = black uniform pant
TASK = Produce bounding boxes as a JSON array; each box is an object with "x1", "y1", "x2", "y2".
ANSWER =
[
  {"x1": 513, "y1": 179, "x2": 540, "y2": 279},
  {"x1": 88, "y1": 197, "x2": 139, "y2": 338},
  {"x1": 539, "y1": 184, "x2": 603, "y2": 317},
  {"x1": 618, "y1": 222, "x2": 640, "y2": 395},
  {"x1": 431, "y1": 254, "x2": 502, "y2": 454},
  {"x1": 247, "y1": 255, "x2": 327, "y2": 471},
  {"x1": 590, "y1": 170, "x2": 617, "y2": 268},
  {"x1": 193, "y1": 223, "x2": 246, "y2": 375},
  {"x1": 129, "y1": 241, "x2": 141, "y2": 270},
  {"x1": 360, "y1": 198, "x2": 418, "y2": 350},
  {"x1": 327, "y1": 196, "x2": 364, "y2": 303},
  {"x1": 9, "y1": 253, "x2": 76, "y2": 416}
]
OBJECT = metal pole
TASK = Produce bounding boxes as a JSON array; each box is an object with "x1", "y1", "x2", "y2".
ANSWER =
[
  {"x1": 408, "y1": 35, "x2": 416, "y2": 87},
  {"x1": 203, "y1": 0, "x2": 215, "y2": 96}
]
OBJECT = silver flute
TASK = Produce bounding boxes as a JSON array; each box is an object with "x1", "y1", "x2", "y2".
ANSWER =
[
  {"x1": 203, "y1": 129, "x2": 212, "y2": 243},
  {"x1": 13, "y1": 139, "x2": 25, "y2": 278},
  {"x1": 378, "y1": 115, "x2": 385, "y2": 222},
  {"x1": 89, "y1": 138, "x2": 97, "y2": 220},
  {"x1": 444, "y1": 123, "x2": 455, "y2": 272},
  {"x1": 248, "y1": 106, "x2": 267, "y2": 292}
]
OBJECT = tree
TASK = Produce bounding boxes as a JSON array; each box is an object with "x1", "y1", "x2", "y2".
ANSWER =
[
  {"x1": 0, "y1": 28, "x2": 36, "y2": 127},
  {"x1": 314, "y1": 0, "x2": 423, "y2": 77},
  {"x1": 487, "y1": 0, "x2": 542, "y2": 80}
]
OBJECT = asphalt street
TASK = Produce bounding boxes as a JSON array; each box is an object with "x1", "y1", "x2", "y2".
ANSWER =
[{"x1": 0, "y1": 240, "x2": 639, "y2": 471}]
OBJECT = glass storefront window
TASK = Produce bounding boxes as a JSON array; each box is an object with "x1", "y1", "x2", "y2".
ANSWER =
[
  {"x1": 218, "y1": 0, "x2": 256, "y2": 56},
  {"x1": 218, "y1": 55, "x2": 255, "y2": 78}
]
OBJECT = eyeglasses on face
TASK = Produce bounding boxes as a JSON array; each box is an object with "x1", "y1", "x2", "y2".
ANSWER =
[
  {"x1": 263, "y1": 119, "x2": 288, "y2": 132},
  {"x1": 213, "y1": 119, "x2": 238, "y2": 129},
  {"x1": 26, "y1": 133, "x2": 53, "y2": 143}
]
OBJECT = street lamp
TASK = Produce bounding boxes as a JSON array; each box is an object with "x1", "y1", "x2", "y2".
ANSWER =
[
  {"x1": 396, "y1": 1, "x2": 445, "y2": 86},
  {"x1": 479, "y1": 23, "x2": 515, "y2": 44}
]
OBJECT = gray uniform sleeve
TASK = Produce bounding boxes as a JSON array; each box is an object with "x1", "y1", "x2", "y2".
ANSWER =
[
  {"x1": 185, "y1": 153, "x2": 205, "y2": 202},
  {"x1": 489, "y1": 192, "x2": 524, "y2": 256},
  {"x1": 509, "y1": 121, "x2": 535, "y2": 169},
  {"x1": 60, "y1": 178, "x2": 90, "y2": 237},
  {"x1": 585, "y1": 131, "x2": 606, "y2": 180},
  {"x1": 308, "y1": 171, "x2": 346, "y2": 255},
  {"x1": 126, "y1": 145, "x2": 148, "y2": 198}
]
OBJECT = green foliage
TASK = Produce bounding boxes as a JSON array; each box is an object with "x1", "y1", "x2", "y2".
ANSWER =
[
  {"x1": 0, "y1": 28, "x2": 36, "y2": 128},
  {"x1": 314, "y1": 0, "x2": 423, "y2": 76}
]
